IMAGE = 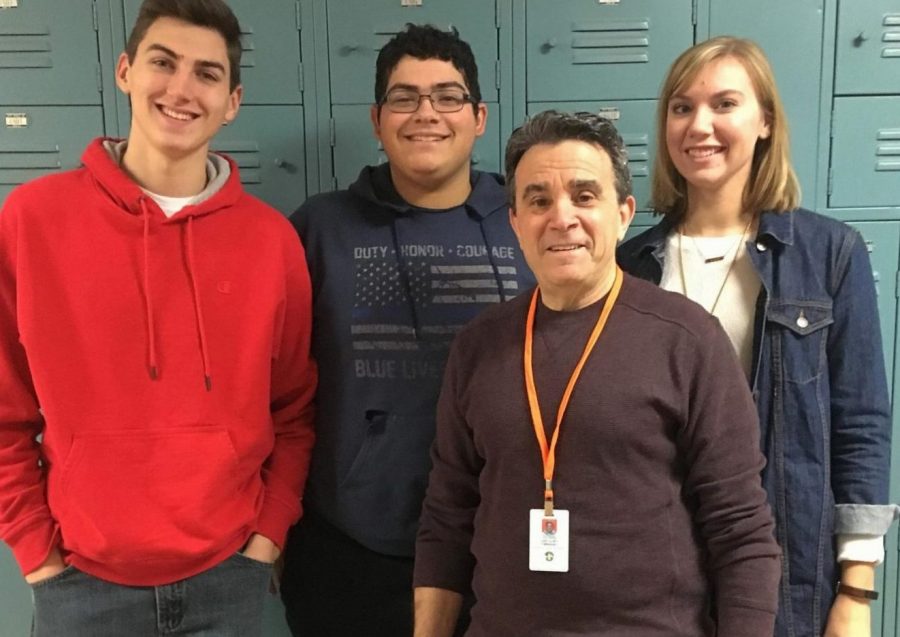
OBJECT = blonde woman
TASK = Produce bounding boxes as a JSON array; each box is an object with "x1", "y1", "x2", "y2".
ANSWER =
[{"x1": 619, "y1": 37, "x2": 896, "y2": 637}]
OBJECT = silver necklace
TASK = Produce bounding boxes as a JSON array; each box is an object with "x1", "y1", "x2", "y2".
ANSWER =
[{"x1": 678, "y1": 219, "x2": 753, "y2": 315}]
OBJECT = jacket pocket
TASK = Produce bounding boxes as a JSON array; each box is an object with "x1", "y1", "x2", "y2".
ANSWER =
[
  {"x1": 767, "y1": 300, "x2": 833, "y2": 384},
  {"x1": 57, "y1": 425, "x2": 252, "y2": 566}
]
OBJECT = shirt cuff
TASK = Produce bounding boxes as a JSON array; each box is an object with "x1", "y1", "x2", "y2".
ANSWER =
[{"x1": 836, "y1": 534, "x2": 884, "y2": 565}]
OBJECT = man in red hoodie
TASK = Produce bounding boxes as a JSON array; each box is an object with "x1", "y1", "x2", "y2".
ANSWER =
[{"x1": 0, "y1": 1, "x2": 317, "y2": 635}]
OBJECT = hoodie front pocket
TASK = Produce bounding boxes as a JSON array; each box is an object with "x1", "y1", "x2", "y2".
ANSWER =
[{"x1": 58, "y1": 426, "x2": 249, "y2": 565}]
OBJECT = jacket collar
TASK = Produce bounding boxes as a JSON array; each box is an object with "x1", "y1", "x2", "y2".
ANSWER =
[{"x1": 755, "y1": 210, "x2": 794, "y2": 246}]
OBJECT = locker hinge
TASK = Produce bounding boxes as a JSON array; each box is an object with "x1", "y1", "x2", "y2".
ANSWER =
[
  {"x1": 329, "y1": 118, "x2": 336, "y2": 147},
  {"x1": 691, "y1": 0, "x2": 698, "y2": 25},
  {"x1": 829, "y1": 108, "x2": 836, "y2": 139},
  {"x1": 895, "y1": 270, "x2": 900, "y2": 299},
  {"x1": 827, "y1": 167, "x2": 834, "y2": 197},
  {"x1": 91, "y1": 1, "x2": 99, "y2": 31},
  {"x1": 332, "y1": 177, "x2": 339, "y2": 191},
  {"x1": 297, "y1": 62, "x2": 304, "y2": 92},
  {"x1": 495, "y1": 1, "x2": 501, "y2": 28},
  {"x1": 295, "y1": 1, "x2": 302, "y2": 30},
  {"x1": 495, "y1": 60, "x2": 501, "y2": 90},
  {"x1": 96, "y1": 63, "x2": 103, "y2": 92}
]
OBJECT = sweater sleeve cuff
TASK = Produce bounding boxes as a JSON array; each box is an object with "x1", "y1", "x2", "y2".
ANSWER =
[
  {"x1": 834, "y1": 503, "x2": 900, "y2": 536},
  {"x1": 836, "y1": 534, "x2": 884, "y2": 565},
  {"x1": 255, "y1": 494, "x2": 302, "y2": 551},
  {"x1": 413, "y1": 540, "x2": 475, "y2": 594},
  {"x1": 6, "y1": 515, "x2": 59, "y2": 576}
]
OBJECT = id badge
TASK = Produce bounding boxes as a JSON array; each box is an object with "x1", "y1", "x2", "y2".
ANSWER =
[{"x1": 528, "y1": 509, "x2": 569, "y2": 572}]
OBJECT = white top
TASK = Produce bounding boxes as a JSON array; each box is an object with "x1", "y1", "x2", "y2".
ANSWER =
[
  {"x1": 142, "y1": 191, "x2": 201, "y2": 218},
  {"x1": 661, "y1": 232, "x2": 760, "y2": 378}
]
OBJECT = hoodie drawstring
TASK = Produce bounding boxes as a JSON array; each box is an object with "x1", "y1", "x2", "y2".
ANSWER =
[
  {"x1": 390, "y1": 218, "x2": 421, "y2": 337},
  {"x1": 185, "y1": 216, "x2": 213, "y2": 391},
  {"x1": 141, "y1": 198, "x2": 159, "y2": 380},
  {"x1": 139, "y1": 200, "x2": 212, "y2": 391},
  {"x1": 477, "y1": 217, "x2": 507, "y2": 302}
]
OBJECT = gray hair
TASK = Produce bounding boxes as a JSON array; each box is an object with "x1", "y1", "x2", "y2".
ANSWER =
[{"x1": 504, "y1": 110, "x2": 632, "y2": 206}]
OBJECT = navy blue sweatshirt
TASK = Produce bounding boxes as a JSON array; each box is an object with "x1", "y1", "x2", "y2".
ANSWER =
[{"x1": 291, "y1": 164, "x2": 534, "y2": 556}]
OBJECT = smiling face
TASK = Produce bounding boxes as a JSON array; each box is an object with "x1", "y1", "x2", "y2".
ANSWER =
[
  {"x1": 116, "y1": 16, "x2": 242, "y2": 166},
  {"x1": 665, "y1": 56, "x2": 770, "y2": 205},
  {"x1": 509, "y1": 140, "x2": 635, "y2": 311},
  {"x1": 370, "y1": 56, "x2": 486, "y2": 204}
]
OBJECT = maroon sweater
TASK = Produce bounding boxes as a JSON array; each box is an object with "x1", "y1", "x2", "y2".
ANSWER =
[{"x1": 414, "y1": 274, "x2": 780, "y2": 636}]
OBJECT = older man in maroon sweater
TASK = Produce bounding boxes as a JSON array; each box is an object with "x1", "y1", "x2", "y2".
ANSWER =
[{"x1": 412, "y1": 111, "x2": 781, "y2": 637}]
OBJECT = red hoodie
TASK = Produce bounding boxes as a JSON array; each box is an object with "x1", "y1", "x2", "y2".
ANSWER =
[{"x1": 0, "y1": 138, "x2": 317, "y2": 585}]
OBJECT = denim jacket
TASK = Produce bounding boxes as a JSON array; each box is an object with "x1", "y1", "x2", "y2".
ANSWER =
[{"x1": 619, "y1": 209, "x2": 898, "y2": 637}]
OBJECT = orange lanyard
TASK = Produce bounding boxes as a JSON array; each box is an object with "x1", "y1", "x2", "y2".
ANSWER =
[{"x1": 523, "y1": 267, "x2": 623, "y2": 516}]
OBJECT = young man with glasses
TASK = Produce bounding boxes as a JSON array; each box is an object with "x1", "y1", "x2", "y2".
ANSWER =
[{"x1": 280, "y1": 24, "x2": 533, "y2": 637}]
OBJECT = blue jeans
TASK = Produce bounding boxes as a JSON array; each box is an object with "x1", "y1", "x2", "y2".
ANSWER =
[{"x1": 31, "y1": 552, "x2": 272, "y2": 637}]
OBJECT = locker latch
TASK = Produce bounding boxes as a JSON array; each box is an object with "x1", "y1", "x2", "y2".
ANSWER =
[{"x1": 401, "y1": 0, "x2": 423, "y2": 6}]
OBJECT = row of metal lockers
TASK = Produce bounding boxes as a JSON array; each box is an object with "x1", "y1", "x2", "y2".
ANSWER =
[
  {"x1": 1, "y1": 0, "x2": 899, "y2": 214},
  {"x1": 0, "y1": 1, "x2": 899, "y2": 636}
]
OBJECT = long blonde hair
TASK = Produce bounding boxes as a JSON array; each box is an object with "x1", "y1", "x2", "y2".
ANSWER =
[{"x1": 651, "y1": 36, "x2": 800, "y2": 220}]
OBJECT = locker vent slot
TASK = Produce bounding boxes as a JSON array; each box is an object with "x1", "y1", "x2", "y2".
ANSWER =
[
  {"x1": 212, "y1": 142, "x2": 262, "y2": 184},
  {"x1": 621, "y1": 133, "x2": 649, "y2": 178},
  {"x1": 569, "y1": 20, "x2": 650, "y2": 65},
  {"x1": 0, "y1": 27, "x2": 52, "y2": 69},
  {"x1": 883, "y1": 14, "x2": 900, "y2": 58},
  {"x1": 0, "y1": 145, "x2": 61, "y2": 184},
  {"x1": 876, "y1": 128, "x2": 900, "y2": 171},
  {"x1": 239, "y1": 28, "x2": 257, "y2": 69}
]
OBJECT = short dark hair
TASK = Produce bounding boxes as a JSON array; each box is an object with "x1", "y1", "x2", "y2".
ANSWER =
[
  {"x1": 125, "y1": 0, "x2": 243, "y2": 91},
  {"x1": 374, "y1": 24, "x2": 481, "y2": 109},
  {"x1": 505, "y1": 110, "x2": 633, "y2": 206}
]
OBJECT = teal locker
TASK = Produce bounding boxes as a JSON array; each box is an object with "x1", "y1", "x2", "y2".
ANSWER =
[
  {"x1": 709, "y1": 0, "x2": 824, "y2": 211},
  {"x1": 829, "y1": 97, "x2": 900, "y2": 209},
  {"x1": 0, "y1": 106, "x2": 104, "y2": 205},
  {"x1": 835, "y1": 0, "x2": 900, "y2": 96},
  {"x1": 524, "y1": 0, "x2": 694, "y2": 102},
  {"x1": 526, "y1": 100, "x2": 656, "y2": 211},
  {"x1": 325, "y1": 0, "x2": 500, "y2": 104},
  {"x1": 211, "y1": 105, "x2": 306, "y2": 216},
  {"x1": 122, "y1": 0, "x2": 304, "y2": 105},
  {"x1": 0, "y1": 0, "x2": 101, "y2": 105},
  {"x1": 331, "y1": 102, "x2": 501, "y2": 189},
  {"x1": 0, "y1": 545, "x2": 30, "y2": 637}
]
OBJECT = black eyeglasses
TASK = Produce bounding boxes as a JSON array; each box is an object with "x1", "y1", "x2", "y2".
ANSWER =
[{"x1": 380, "y1": 88, "x2": 475, "y2": 113}]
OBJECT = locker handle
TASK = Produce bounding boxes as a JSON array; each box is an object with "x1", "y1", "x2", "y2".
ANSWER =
[
  {"x1": 274, "y1": 158, "x2": 297, "y2": 174},
  {"x1": 341, "y1": 44, "x2": 361, "y2": 54},
  {"x1": 541, "y1": 38, "x2": 558, "y2": 53},
  {"x1": 853, "y1": 32, "x2": 868, "y2": 47}
]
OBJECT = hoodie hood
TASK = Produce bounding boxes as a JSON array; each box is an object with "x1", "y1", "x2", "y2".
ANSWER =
[
  {"x1": 80, "y1": 137, "x2": 246, "y2": 389},
  {"x1": 347, "y1": 162, "x2": 508, "y2": 220},
  {"x1": 82, "y1": 137, "x2": 241, "y2": 221}
]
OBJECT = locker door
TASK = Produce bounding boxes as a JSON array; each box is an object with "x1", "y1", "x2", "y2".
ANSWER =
[
  {"x1": 0, "y1": 546, "x2": 29, "y2": 637},
  {"x1": 326, "y1": 0, "x2": 499, "y2": 104},
  {"x1": 830, "y1": 97, "x2": 900, "y2": 208},
  {"x1": 123, "y1": 0, "x2": 303, "y2": 104},
  {"x1": 331, "y1": 102, "x2": 501, "y2": 190},
  {"x1": 0, "y1": 0, "x2": 101, "y2": 105},
  {"x1": 709, "y1": 0, "x2": 824, "y2": 209},
  {"x1": 835, "y1": 0, "x2": 900, "y2": 96},
  {"x1": 525, "y1": 0, "x2": 693, "y2": 102},
  {"x1": 847, "y1": 221, "x2": 900, "y2": 637},
  {"x1": 0, "y1": 106, "x2": 103, "y2": 205},
  {"x1": 211, "y1": 105, "x2": 306, "y2": 216},
  {"x1": 526, "y1": 100, "x2": 656, "y2": 211}
]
